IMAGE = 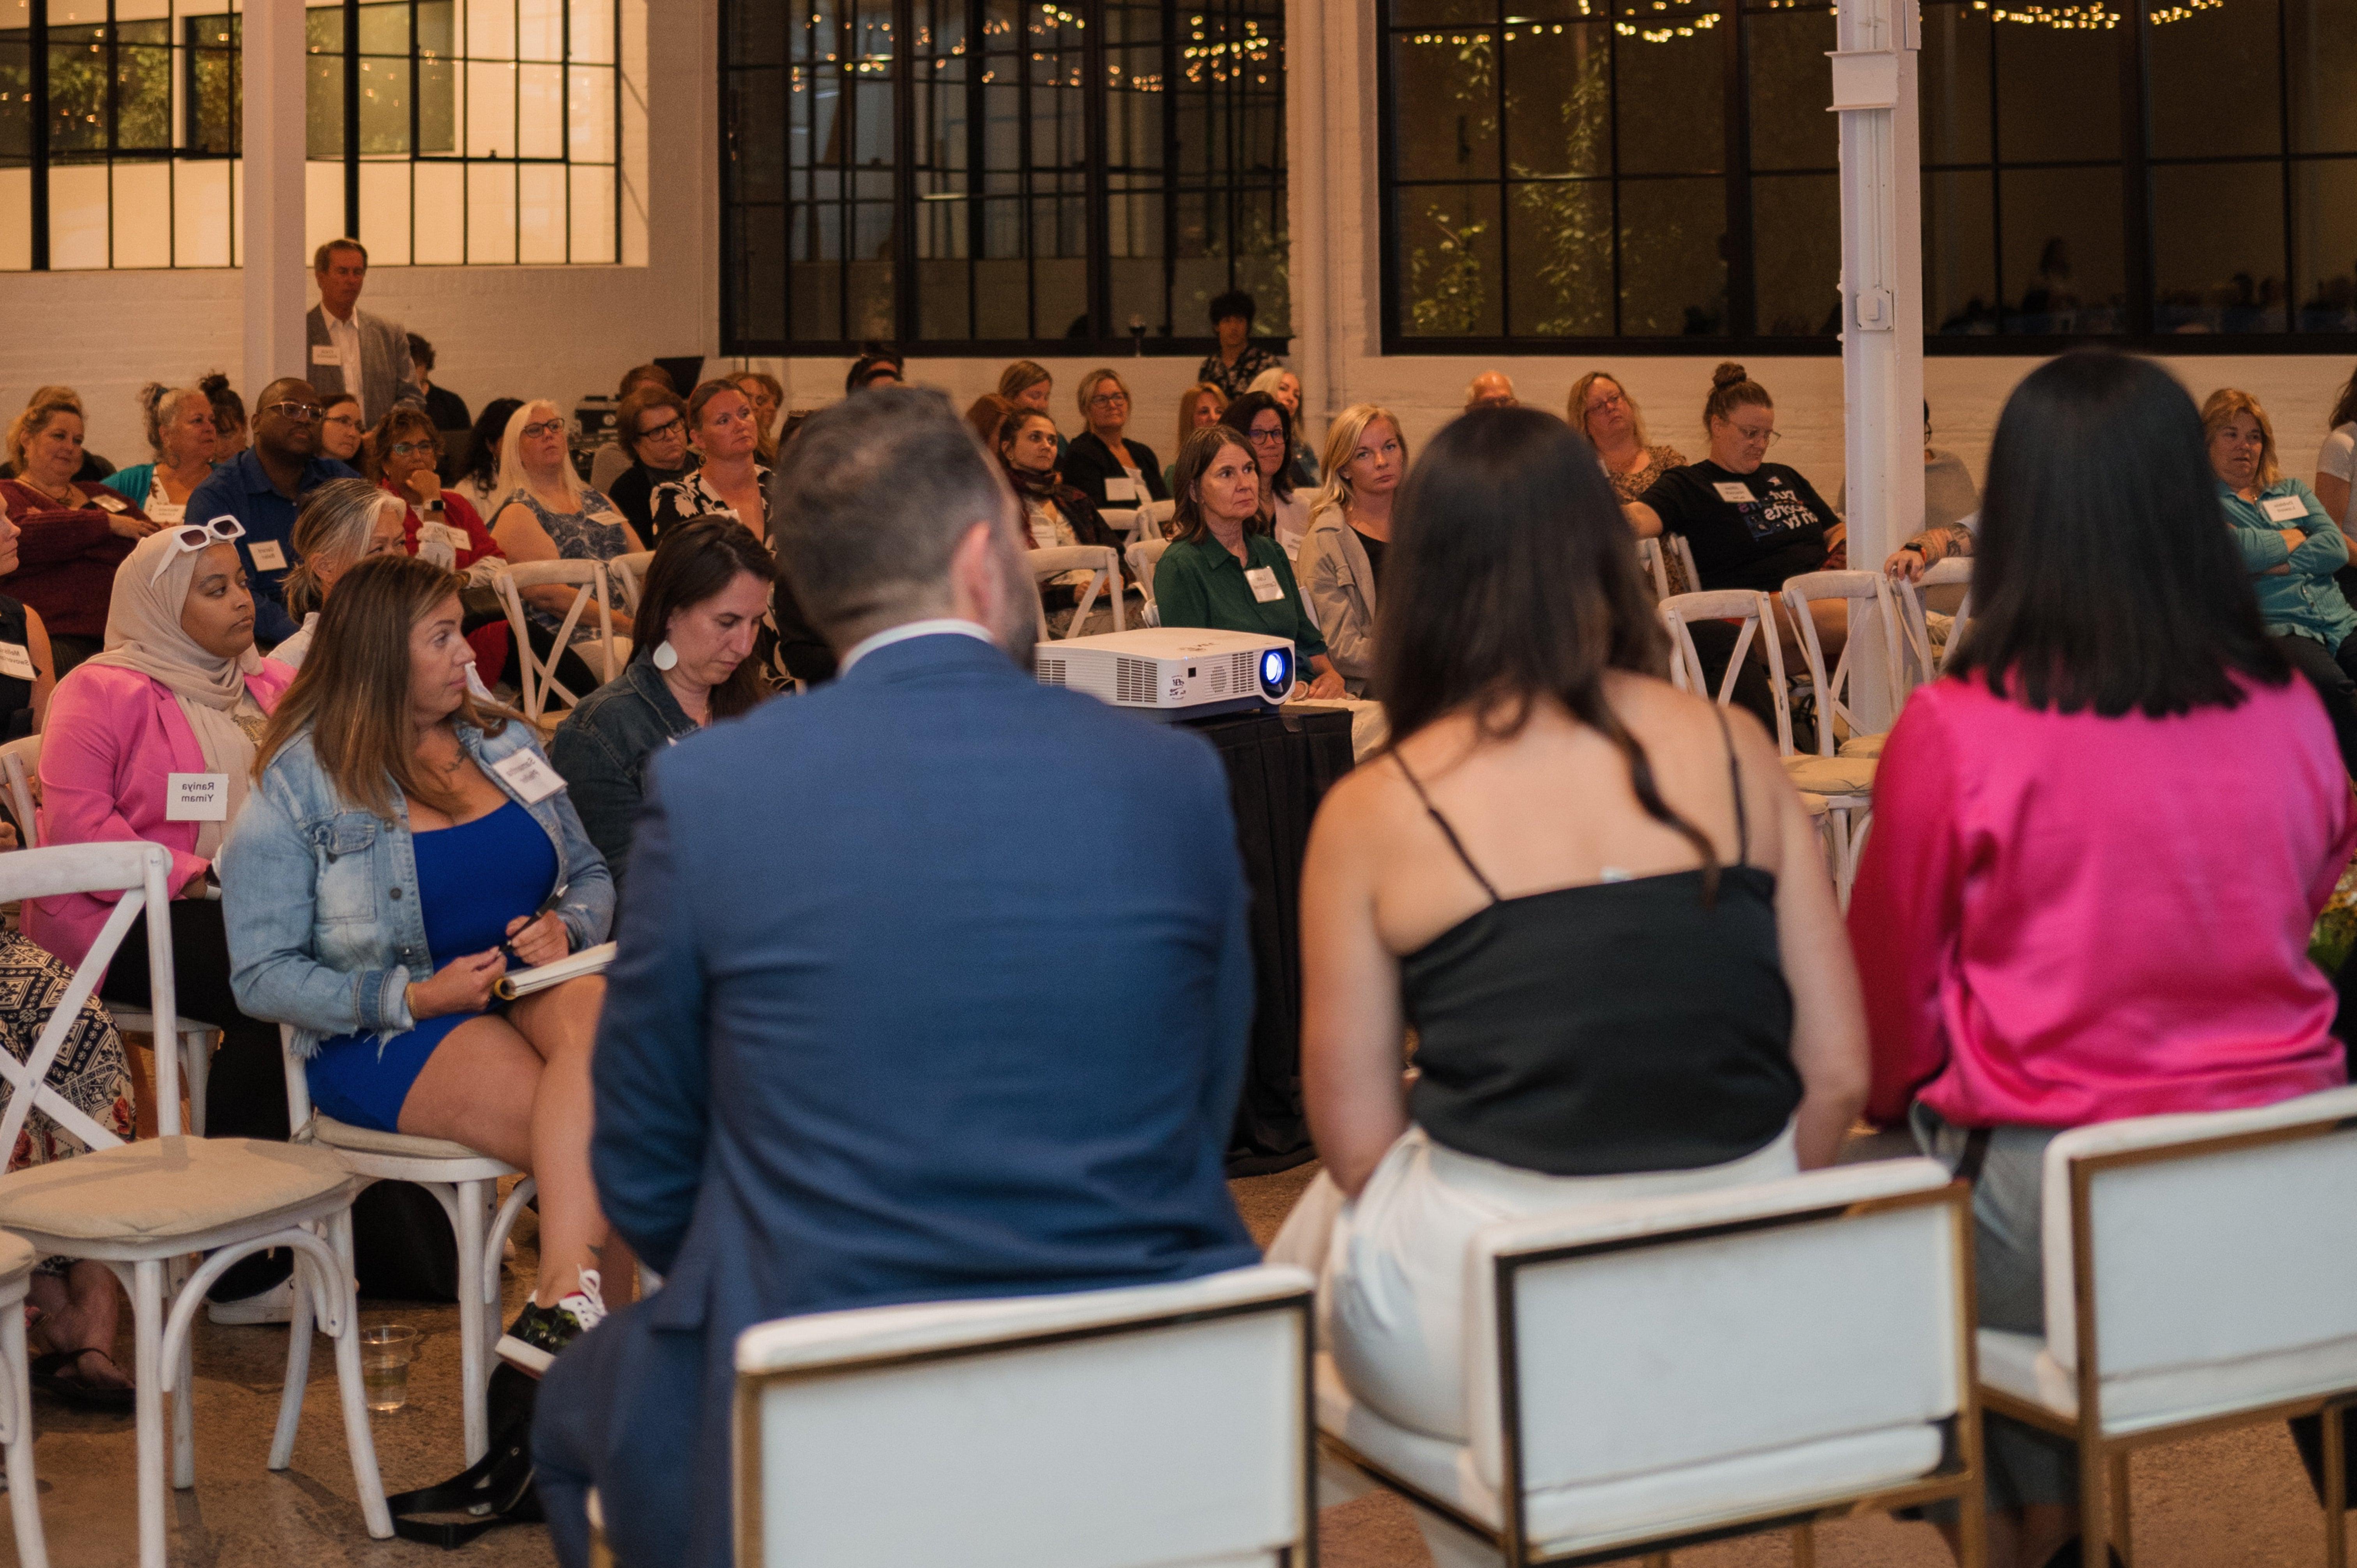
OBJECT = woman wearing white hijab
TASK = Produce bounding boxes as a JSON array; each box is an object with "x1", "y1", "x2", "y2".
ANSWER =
[{"x1": 29, "y1": 520, "x2": 302, "y2": 1321}]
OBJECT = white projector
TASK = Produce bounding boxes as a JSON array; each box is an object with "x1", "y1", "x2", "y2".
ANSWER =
[{"x1": 1035, "y1": 628, "x2": 1295, "y2": 719}]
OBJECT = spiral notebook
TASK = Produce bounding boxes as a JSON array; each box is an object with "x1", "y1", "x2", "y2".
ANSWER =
[{"x1": 493, "y1": 941, "x2": 618, "y2": 1001}]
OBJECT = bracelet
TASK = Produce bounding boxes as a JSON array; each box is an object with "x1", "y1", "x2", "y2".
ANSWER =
[{"x1": 1900, "y1": 543, "x2": 1927, "y2": 557}]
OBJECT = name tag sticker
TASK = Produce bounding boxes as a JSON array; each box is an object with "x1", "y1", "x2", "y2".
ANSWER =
[
  {"x1": 87, "y1": 489, "x2": 128, "y2": 514},
  {"x1": 0, "y1": 644, "x2": 35, "y2": 683},
  {"x1": 165, "y1": 773, "x2": 229, "y2": 822},
  {"x1": 310, "y1": 345, "x2": 342, "y2": 366},
  {"x1": 1104, "y1": 476, "x2": 1139, "y2": 502},
  {"x1": 2262, "y1": 494, "x2": 2310, "y2": 523},
  {"x1": 421, "y1": 522, "x2": 467, "y2": 551},
  {"x1": 1714, "y1": 481, "x2": 1759, "y2": 505},
  {"x1": 247, "y1": 539, "x2": 288, "y2": 572},
  {"x1": 1245, "y1": 565, "x2": 1285, "y2": 604},
  {"x1": 489, "y1": 748, "x2": 566, "y2": 805}
]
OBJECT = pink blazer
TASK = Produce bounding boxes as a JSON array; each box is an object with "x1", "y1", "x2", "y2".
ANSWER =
[{"x1": 26, "y1": 659, "x2": 296, "y2": 969}]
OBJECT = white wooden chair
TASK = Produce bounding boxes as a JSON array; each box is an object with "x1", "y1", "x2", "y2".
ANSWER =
[
  {"x1": 493, "y1": 558, "x2": 631, "y2": 720},
  {"x1": 1634, "y1": 539, "x2": 1671, "y2": 600},
  {"x1": 1658, "y1": 593, "x2": 1845, "y2": 893},
  {"x1": 1126, "y1": 537, "x2": 1172, "y2": 628},
  {"x1": 1976, "y1": 1085, "x2": 2357, "y2": 1568},
  {"x1": 1777, "y1": 570, "x2": 1898, "y2": 897},
  {"x1": 1030, "y1": 545, "x2": 1125, "y2": 641},
  {"x1": 1892, "y1": 555, "x2": 1974, "y2": 696},
  {"x1": 0, "y1": 843, "x2": 390, "y2": 1568},
  {"x1": 282, "y1": 1024, "x2": 536, "y2": 1464},
  {"x1": 3, "y1": 734, "x2": 222, "y2": 1134},
  {"x1": 733, "y1": 1263, "x2": 1314, "y2": 1568},
  {"x1": 1318, "y1": 1159, "x2": 1983, "y2": 1568},
  {"x1": 606, "y1": 549, "x2": 656, "y2": 619},
  {"x1": 0, "y1": 1231, "x2": 46, "y2": 1567}
]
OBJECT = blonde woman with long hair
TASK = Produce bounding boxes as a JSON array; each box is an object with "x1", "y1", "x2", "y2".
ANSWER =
[
  {"x1": 1568, "y1": 370, "x2": 1684, "y2": 502},
  {"x1": 1297, "y1": 405, "x2": 1408, "y2": 696},
  {"x1": 488, "y1": 397, "x2": 645, "y2": 633}
]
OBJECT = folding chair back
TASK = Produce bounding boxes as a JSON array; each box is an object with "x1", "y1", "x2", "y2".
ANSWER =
[
  {"x1": 607, "y1": 551, "x2": 656, "y2": 619},
  {"x1": 1030, "y1": 546, "x2": 1125, "y2": 641},
  {"x1": 1658, "y1": 589, "x2": 1793, "y2": 752},
  {"x1": 1893, "y1": 556, "x2": 1974, "y2": 693},
  {"x1": 0, "y1": 734, "x2": 38, "y2": 848},
  {"x1": 1778, "y1": 569, "x2": 1903, "y2": 757},
  {"x1": 1126, "y1": 537, "x2": 1172, "y2": 628},
  {"x1": 0, "y1": 842, "x2": 177, "y2": 1155},
  {"x1": 494, "y1": 558, "x2": 627, "y2": 719},
  {"x1": 735, "y1": 1264, "x2": 1313, "y2": 1568},
  {"x1": 1635, "y1": 539, "x2": 1670, "y2": 600}
]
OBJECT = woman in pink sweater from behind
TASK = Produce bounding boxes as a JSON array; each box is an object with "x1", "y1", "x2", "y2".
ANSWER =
[{"x1": 1850, "y1": 350, "x2": 2355, "y2": 1568}]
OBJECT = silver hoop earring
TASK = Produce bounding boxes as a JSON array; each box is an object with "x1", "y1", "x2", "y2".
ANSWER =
[{"x1": 652, "y1": 639, "x2": 679, "y2": 671}]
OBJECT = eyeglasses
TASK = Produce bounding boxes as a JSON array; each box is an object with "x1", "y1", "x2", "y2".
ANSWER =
[
  {"x1": 520, "y1": 419, "x2": 565, "y2": 440},
  {"x1": 151, "y1": 515, "x2": 246, "y2": 583},
  {"x1": 1086, "y1": 392, "x2": 1129, "y2": 410},
  {"x1": 1585, "y1": 390, "x2": 1626, "y2": 415},
  {"x1": 1245, "y1": 427, "x2": 1287, "y2": 446},
  {"x1": 636, "y1": 415, "x2": 687, "y2": 443},
  {"x1": 323, "y1": 413, "x2": 363, "y2": 430},
  {"x1": 264, "y1": 401, "x2": 324, "y2": 422},
  {"x1": 1730, "y1": 425, "x2": 1781, "y2": 447},
  {"x1": 389, "y1": 440, "x2": 436, "y2": 458}
]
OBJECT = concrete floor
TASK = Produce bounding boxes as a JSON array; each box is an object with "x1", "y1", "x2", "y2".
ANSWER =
[{"x1": 0, "y1": 1162, "x2": 2339, "y2": 1567}]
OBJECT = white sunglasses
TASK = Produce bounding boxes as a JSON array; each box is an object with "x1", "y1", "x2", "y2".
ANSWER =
[{"x1": 151, "y1": 515, "x2": 248, "y2": 583}]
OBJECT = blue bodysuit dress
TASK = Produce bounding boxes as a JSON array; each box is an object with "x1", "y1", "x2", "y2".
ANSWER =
[{"x1": 306, "y1": 800, "x2": 560, "y2": 1132}]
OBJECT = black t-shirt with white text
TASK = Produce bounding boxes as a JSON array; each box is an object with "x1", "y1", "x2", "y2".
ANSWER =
[{"x1": 1637, "y1": 459, "x2": 1834, "y2": 593}]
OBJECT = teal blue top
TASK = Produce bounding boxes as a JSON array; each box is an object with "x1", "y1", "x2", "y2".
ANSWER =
[
  {"x1": 101, "y1": 463, "x2": 156, "y2": 506},
  {"x1": 1154, "y1": 531, "x2": 1328, "y2": 658},
  {"x1": 2223, "y1": 476, "x2": 2355, "y2": 650}
]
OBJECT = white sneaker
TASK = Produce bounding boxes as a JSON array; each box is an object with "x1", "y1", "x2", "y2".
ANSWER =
[
  {"x1": 207, "y1": 1278, "x2": 296, "y2": 1326},
  {"x1": 495, "y1": 1269, "x2": 606, "y2": 1376}
]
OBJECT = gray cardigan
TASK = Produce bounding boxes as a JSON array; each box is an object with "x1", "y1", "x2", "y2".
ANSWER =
[
  {"x1": 1299, "y1": 505, "x2": 1379, "y2": 697},
  {"x1": 305, "y1": 304, "x2": 426, "y2": 426}
]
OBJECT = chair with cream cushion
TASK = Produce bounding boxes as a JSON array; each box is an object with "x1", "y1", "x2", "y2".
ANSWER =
[
  {"x1": 1975, "y1": 1085, "x2": 2357, "y2": 1567},
  {"x1": 3, "y1": 735, "x2": 221, "y2": 1133},
  {"x1": 0, "y1": 842, "x2": 389, "y2": 1568},
  {"x1": 1030, "y1": 545, "x2": 1126, "y2": 641},
  {"x1": 1780, "y1": 569, "x2": 1903, "y2": 761},
  {"x1": 733, "y1": 1263, "x2": 1314, "y2": 1568},
  {"x1": 0, "y1": 1230, "x2": 49, "y2": 1567},
  {"x1": 281, "y1": 1024, "x2": 537, "y2": 1465},
  {"x1": 1318, "y1": 1158, "x2": 1984, "y2": 1568},
  {"x1": 494, "y1": 558, "x2": 631, "y2": 720}
]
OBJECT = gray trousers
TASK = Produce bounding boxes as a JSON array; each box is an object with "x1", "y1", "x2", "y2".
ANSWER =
[{"x1": 1912, "y1": 1103, "x2": 2080, "y2": 1514}]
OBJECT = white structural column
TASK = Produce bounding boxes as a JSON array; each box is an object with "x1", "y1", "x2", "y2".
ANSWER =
[
  {"x1": 1286, "y1": 0, "x2": 1332, "y2": 433},
  {"x1": 242, "y1": 0, "x2": 309, "y2": 403},
  {"x1": 1830, "y1": 0, "x2": 1924, "y2": 730}
]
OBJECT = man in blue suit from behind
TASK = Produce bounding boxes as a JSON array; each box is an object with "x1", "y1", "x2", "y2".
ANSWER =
[{"x1": 533, "y1": 386, "x2": 1262, "y2": 1567}]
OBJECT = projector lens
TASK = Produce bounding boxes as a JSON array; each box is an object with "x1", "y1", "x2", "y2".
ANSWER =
[{"x1": 1258, "y1": 646, "x2": 1294, "y2": 701}]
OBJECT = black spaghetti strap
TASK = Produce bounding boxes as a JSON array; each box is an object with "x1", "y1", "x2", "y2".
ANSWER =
[
  {"x1": 1712, "y1": 707, "x2": 1750, "y2": 865},
  {"x1": 1392, "y1": 756, "x2": 1502, "y2": 904}
]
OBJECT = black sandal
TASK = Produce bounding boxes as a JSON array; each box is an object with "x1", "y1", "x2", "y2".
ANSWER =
[{"x1": 29, "y1": 1348, "x2": 134, "y2": 1413}]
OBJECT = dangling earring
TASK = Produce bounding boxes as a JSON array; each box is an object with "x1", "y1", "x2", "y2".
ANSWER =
[{"x1": 653, "y1": 640, "x2": 679, "y2": 671}]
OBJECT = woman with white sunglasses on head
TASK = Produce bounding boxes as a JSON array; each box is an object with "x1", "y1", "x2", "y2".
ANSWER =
[{"x1": 28, "y1": 518, "x2": 303, "y2": 1317}]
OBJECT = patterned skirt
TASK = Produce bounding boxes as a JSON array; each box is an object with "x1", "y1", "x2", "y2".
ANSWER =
[{"x1": 0, "y1": 934, "x2": 134, "y2": 1271}]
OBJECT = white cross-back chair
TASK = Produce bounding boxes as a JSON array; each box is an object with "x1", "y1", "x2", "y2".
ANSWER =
[
  {"x1": 0, "y1": 843, "x2": 390, "y2": 1567},
  {"x1": 731, "y1": 1263, "x2": 1314, "y2": 1568},
  {"x1": 1318, "y1": 1160, "x2": 1984, "y2": 1568},
  {"x1": 1977, "y1": 1085, "x2": 2357, "y2": 1568},
  {"x1": 1892, "y1": 556, "x2": 1974, "y2": 696},
  {"x1": 1127, "y1": 537, "x2": 1172, "y2": 628},
  {"x1": 1776, "y1": 571, "x2": 1896, "y2": 898},
  {"x1": 1634, "y1": 539, "x2": 1671, "y2": 600},
  {"x1": 1657, "y1": 593, "x2": 1845, "y2": 893},
  {"x1": 606, "y1": 550, "x2": 655, "y2": 619},
  {"x1": 0, "y1": 1230, "x2": 43, "y2": 1567},
  {"x1": 283, "y1": 1024, "x2": 536, "y2": 1464},
  {"x1": 1030, "y1": 546, "x2": 1125, "y2": 641},
  {"x1": 494, "y1": 559, "x2": 631, "y2": 720},
  {"x1": 3, "y1": 734, "x2": 221, "y2": 1133}
]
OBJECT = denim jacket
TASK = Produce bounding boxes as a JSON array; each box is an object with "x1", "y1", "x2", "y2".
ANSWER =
[
  {"x1": 220, "y1": 717, "x2": 615, "y2": 1058},
  {"x1": 547, "y1": 658, "x2": 700, "y2": 898}
]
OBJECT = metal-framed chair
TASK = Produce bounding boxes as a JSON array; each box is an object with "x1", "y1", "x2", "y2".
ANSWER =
[
  {"x1": 282, "y1": 1024, "x2": 537, "y2": 1464},
  {"x1": 1030, "y1": 546, "x2": 1125, "y2": 641},
  {"x1": 1319, "y1": 1159, "x2": 1984, "y2": 1568},
  {"x1": 732, "y1": 1263, "x2": 1314, "y2": 1568},
  {"x1": 493, "y1": 559, "x2": 631, "y2": 719},
  {"x1": 1975, "y1": 1085, "x2": 2357, "y2": 1568},
  {"x1": 0, "y1": 843, "x2": 390, "y2": 1568}
]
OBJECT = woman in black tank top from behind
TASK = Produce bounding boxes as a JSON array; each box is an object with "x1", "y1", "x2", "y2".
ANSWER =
[
  {"x1": 1265, "y1": 407, "x2": 1868, "y2": 1446},
  {"x1": 1392, "y1": 707, "x2": 1801, "y2": 1178}
]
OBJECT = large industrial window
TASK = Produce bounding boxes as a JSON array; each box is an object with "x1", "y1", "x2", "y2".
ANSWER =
[
  {"x1": 1380, "y1": 0, "x2": 2357, "y2": 350},
  {"x1": 720, "y1": 0, "x2": 1289, "y2": 355},
  {"x1": 0, "y1": 0, "x2": 624, "y2": 271}
]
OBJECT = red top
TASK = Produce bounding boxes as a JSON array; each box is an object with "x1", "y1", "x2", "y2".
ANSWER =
[
  {"x1": 1852, "y1": 671, "x2": 2356, "y2": 1130},
  {"x1": 0, "y1": 478, "x2": 140, "y2": 639},
  {"x1": 378, "y1": 482, "x2": 503, "y2": 571}
]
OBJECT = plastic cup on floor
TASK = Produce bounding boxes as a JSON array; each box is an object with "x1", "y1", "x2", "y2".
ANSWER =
[{"x1": 360, "y1": 1324, "x2": 420, "y2": 1413}]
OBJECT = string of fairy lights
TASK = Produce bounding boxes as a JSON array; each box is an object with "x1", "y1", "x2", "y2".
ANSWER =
[
  {"x1": 1399, "y1": 0, "x2": 2224, "y2": 43},
  {"x1": 790, "y1": 9, "x2": 1276, "y2": 89}
]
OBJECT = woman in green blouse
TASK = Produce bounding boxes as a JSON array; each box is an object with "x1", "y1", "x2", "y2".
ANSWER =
[{"x1": 1154, "y1": 426, "x2": 1346, "y2": 699}]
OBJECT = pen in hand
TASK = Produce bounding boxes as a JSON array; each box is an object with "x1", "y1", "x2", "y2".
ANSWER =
[{"x1": 499, "y1": 883, "x2": 569, "y2": 970}]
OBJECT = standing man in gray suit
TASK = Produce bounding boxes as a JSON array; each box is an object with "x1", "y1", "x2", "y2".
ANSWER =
[{"x1": 304, "y1": 238, "x2": 424, "y2": 427}]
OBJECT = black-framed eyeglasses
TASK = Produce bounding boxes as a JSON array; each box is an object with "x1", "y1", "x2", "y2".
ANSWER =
[
  {"x1": 389, "y1": 440, "x2": 435, "y2": 458},
  {"x1": 520, "y1": 419, "x2": 565, "y2": 440},
  {"x1": 265, "y1": 401, "x2": 324, "y2": 422},
  {"x1": 636, "y1": 415, "x2": 687, "y2": 443},
  {"x1": 1245, "y1": 427, "x2": 1287, "y2": 445},
  {"x1": 1087, "y1": 392, "x2": 1129, "y2": 410}
]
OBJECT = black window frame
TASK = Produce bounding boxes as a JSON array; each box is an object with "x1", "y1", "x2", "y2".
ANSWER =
[
  {"x1": 1375, "y1": 0, "x2": 2357, "y2": 356},
  {"x1": 718, "y1": 0, "x2": 1293, "y2": 360}
]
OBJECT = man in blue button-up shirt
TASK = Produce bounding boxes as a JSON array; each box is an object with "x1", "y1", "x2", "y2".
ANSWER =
[{"x1": 183, "y1": 377, "x2": 361, "y2": 646}]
